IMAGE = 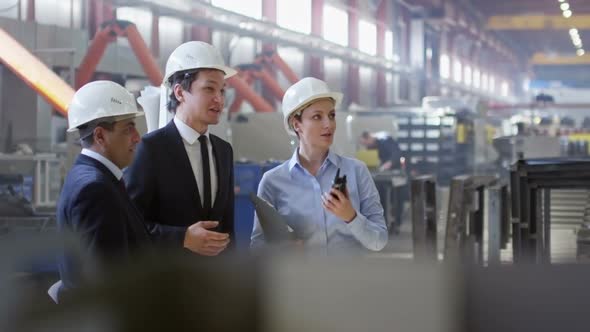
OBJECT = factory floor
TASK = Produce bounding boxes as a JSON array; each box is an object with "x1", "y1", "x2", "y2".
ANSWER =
[
  {"x1": 373, "y1": 203, "x2": 413, "y2": 259},
  {"x1": 375, "y1": 187, "x2": 585, "y2": 264}
]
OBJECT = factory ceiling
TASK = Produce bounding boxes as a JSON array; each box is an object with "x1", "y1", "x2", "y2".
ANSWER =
[{"x1": 471, "y1": 0, "x2": 590, "y2": 87}]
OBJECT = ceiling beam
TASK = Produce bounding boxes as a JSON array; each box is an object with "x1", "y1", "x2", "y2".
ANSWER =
[
  {"x1": 112, "y1": 0, "x2": 415, "y2": 75},
  {"x1": 487, "y1": 15, "x2": 590, "y2": 30},
  {"x1": 531, "y1": 53, "x2": 590, "y2": 65},
  {"x1": 488, "y1": 103, "x2": 590, "y2": 110},
  {"x1": 472, "y1": 0, "x2": 590, "y2": 16}
]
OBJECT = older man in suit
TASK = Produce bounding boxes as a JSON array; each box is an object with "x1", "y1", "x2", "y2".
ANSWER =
[
  {"x1": 56, "y1": 81, "x2": 149, "y2": 302},
  {"x1": 124, "y1": 41, "x2": 235, "y2": 256}
]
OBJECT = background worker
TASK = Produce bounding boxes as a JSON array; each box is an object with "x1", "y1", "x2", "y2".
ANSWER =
[{"x1": 359, "y1": 131, "x2": 404, "y2": 172}]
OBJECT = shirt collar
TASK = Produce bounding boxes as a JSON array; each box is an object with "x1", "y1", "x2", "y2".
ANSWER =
[
  {"x1": 287, "y1": 148, "x2": 340, "y2": 174},
  {"x1": 174, "y1": 116, "x2": 209, "y2": 145},
  {"x1": 81, "y1": 148, "x2": 123, "y2": 180},
  {"x1": 287, "y1": 149, "x2": 299, "y2": 172},
  {"x1": 325, "y1": 149, "x2": 340, "y2": 168}
]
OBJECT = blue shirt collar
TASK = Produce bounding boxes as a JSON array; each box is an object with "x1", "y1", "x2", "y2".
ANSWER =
[{"x1": 288, "y1": 148, "x2": 340, "y2": 174}]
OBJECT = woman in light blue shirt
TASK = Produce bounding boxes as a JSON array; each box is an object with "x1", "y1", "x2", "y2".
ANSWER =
[{"x1": 250, "y1": 77, "x2": 388, "y2": 254}]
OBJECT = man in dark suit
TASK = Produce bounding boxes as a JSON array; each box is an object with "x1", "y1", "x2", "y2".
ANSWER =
[
  {"x1": 125, "y1": 41, "x2": 236, "y2": 256},
  {"x1": 56, "y1": 81, "x2": 150, "y2": 302}
]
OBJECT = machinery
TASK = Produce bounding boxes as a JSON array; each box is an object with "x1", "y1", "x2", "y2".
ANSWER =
[
  {"x1": 75, "y1": 20, "x2": 163, "y2": 89},
  {"x1": 0, "y1": 28, "x2": 74, "y2": 115},
  {"x1": 229, "y1": 50, "x2": 300, "y2": 114}
]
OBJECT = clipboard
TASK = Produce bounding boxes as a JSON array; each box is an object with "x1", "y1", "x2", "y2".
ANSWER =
[{"x1": 249, "y1": 192, "x2": 292, "y2": 243}]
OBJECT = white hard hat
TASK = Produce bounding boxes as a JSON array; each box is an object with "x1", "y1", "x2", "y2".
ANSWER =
[
  {"x1": 67, "y1": 81, "x2": 143, "y2": 132},
  {"x1": 163, "y1": 41, "x2": 237, "y2": 87},
  {"x1": 282, "y1": 77, "x2": 343, "y2": 136}
]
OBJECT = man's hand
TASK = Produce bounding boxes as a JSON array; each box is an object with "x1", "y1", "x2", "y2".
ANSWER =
[
  {"x1": 379, "y1": 161, "x2": 393, "y2": 171},
  {"x1": 321, "y1": 188, "x2": 357, "y2": 223},
  {"x1": 183, "y1": 221, "x2": 230, "y2": 256}
]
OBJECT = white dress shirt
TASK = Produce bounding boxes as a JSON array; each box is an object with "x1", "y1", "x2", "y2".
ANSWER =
[
  {"x1": 174, "y1": 116, "x2": 218, "y2": 206},
  {"x1": 81, "y1": 148, "x2": 123, "y2": 180}
]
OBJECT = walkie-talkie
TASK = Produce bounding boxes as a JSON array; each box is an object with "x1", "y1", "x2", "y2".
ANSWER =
[{"x1": 332, "y1": 168, "x2": 347, "y2": 199}]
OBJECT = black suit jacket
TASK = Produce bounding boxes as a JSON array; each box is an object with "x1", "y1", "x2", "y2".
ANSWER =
[
  {"x1": 57, "y1": 154, "x2": 151, "y2": 300},
  {"x1": 124, "y1": 120, "x2": 235, "y2": 250}
]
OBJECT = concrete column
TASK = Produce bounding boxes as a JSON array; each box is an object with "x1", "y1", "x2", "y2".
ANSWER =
[
  {"x1": 346, "y1": 0, "x2": 359, "y2": 105},
  {"x1": 88, "y1": 0, "x2": 115, "y2": 38},
  {"x1": 410, "y1": 19, "x2": 426, "y2": 102},
  {"x1": 261, "y1": 0, "x2": 277, "y2": 53},
  {"x1": 308, "y1": 0, "x2": 324, "y2": 79},
  {"x1": 376, "y1": 0, "x2": 388, "y2": 106},
  {"x1": 151, "y1": 12, "x2": 160, "y2": 58},
  {"x1": 400, "y1": 5, "x2": 411, "y2": 100},
  {"x1": 190, "y1": 25, "x2": 211, "y2": 43},
  {"x1": 261, "y1": 0, "x2": 277, "y2": 107},
  {"x1": 26, "y1": 0, "x2": 35, "y2": 21},
  {"x1": 425, "y1": 28, "x2": 442, "y2": 96}
]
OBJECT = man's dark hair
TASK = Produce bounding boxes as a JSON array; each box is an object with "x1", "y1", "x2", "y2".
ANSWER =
[
  {"x1": 361, "y1": 131, "x2": 371, "y2": 139},
  {"x1": 167, "y1": 69, "x2": 201, "y2": 113},
  {"x1": 78, "y1": 120, "x2": 116, "y2": 148}
]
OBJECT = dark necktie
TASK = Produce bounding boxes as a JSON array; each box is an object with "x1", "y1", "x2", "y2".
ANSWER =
[
  {"x1": 118, "y1": 178, "x2": 127, "y2": 194},
  {"x1": 198, "y1": 135, "x2": 212, "y2": 218}
]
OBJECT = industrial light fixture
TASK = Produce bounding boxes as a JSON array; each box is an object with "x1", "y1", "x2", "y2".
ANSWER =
[{"x1": 560, "y1": 2, "x2": 583, "y2": 54}]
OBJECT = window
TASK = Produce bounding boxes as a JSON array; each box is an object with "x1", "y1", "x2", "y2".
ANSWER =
[
  {"x1": 473, "y1": 68, "x2": 481, "y2": 89},
  {"x1": 277, "y1": 47, "x2": 304, "y2": 89},
  {"x1": 501, "y1": 81, "x2": 509, "y2": 97},
  {"x1": 35, "y1": 0, "x2": 82, "y2": 28},
  {"x1": 386, "y1": 72, "x2": 395, "y2": 104},
  {"x1": 159, "y1": 16, "x2": 184, "y2": 56},
  {"x1": 522, "y1": 78, "x2": 530, "y2": 92},
  {"x1": 385, "y1": 30, "x2": 395, "y2": 60},
  {"x1": 277, "y1": 0, "x2": 311, "y2": 34},
  {"x1": 359, "y1": 66, "x2": 375, "y2": 106},
  {"x1": 359, "y1": 19, "x2": 377, "y2": 55},
  {"x1": 453, "y1": 59, "x2": 462, "y2": 83},
  {"x1": 464, "y1": 65, "x2": 472, "y2": 86},
  {"x1": 0, "y1": 0, "x2": 20, "y2": 19},
  {"x1": 440, "y1": 54, "x2": 450, "y2": 79},
  {"x1": 211, "y1": 0, "x2": 261, "y2": 19},
  {"x1": 323, "y1": 5, "x2": 348, "y2": 46},
  {"x1": 116, "y1": 7, "x2": 152, "y2": 47},
  {"x1": 324, "y1": 57, "x2": 344, "y2": 92}
]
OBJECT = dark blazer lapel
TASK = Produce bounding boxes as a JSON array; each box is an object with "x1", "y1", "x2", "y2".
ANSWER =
[
  {"x1": 78, "y1": 154, "x2": 150, "y2": 240},
  {"x1": 163, "y1": 121, "x2": 203, "y2": 212},
  {"x1": 210, "y1": 134, "x2": 228, "y2": 212}
]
